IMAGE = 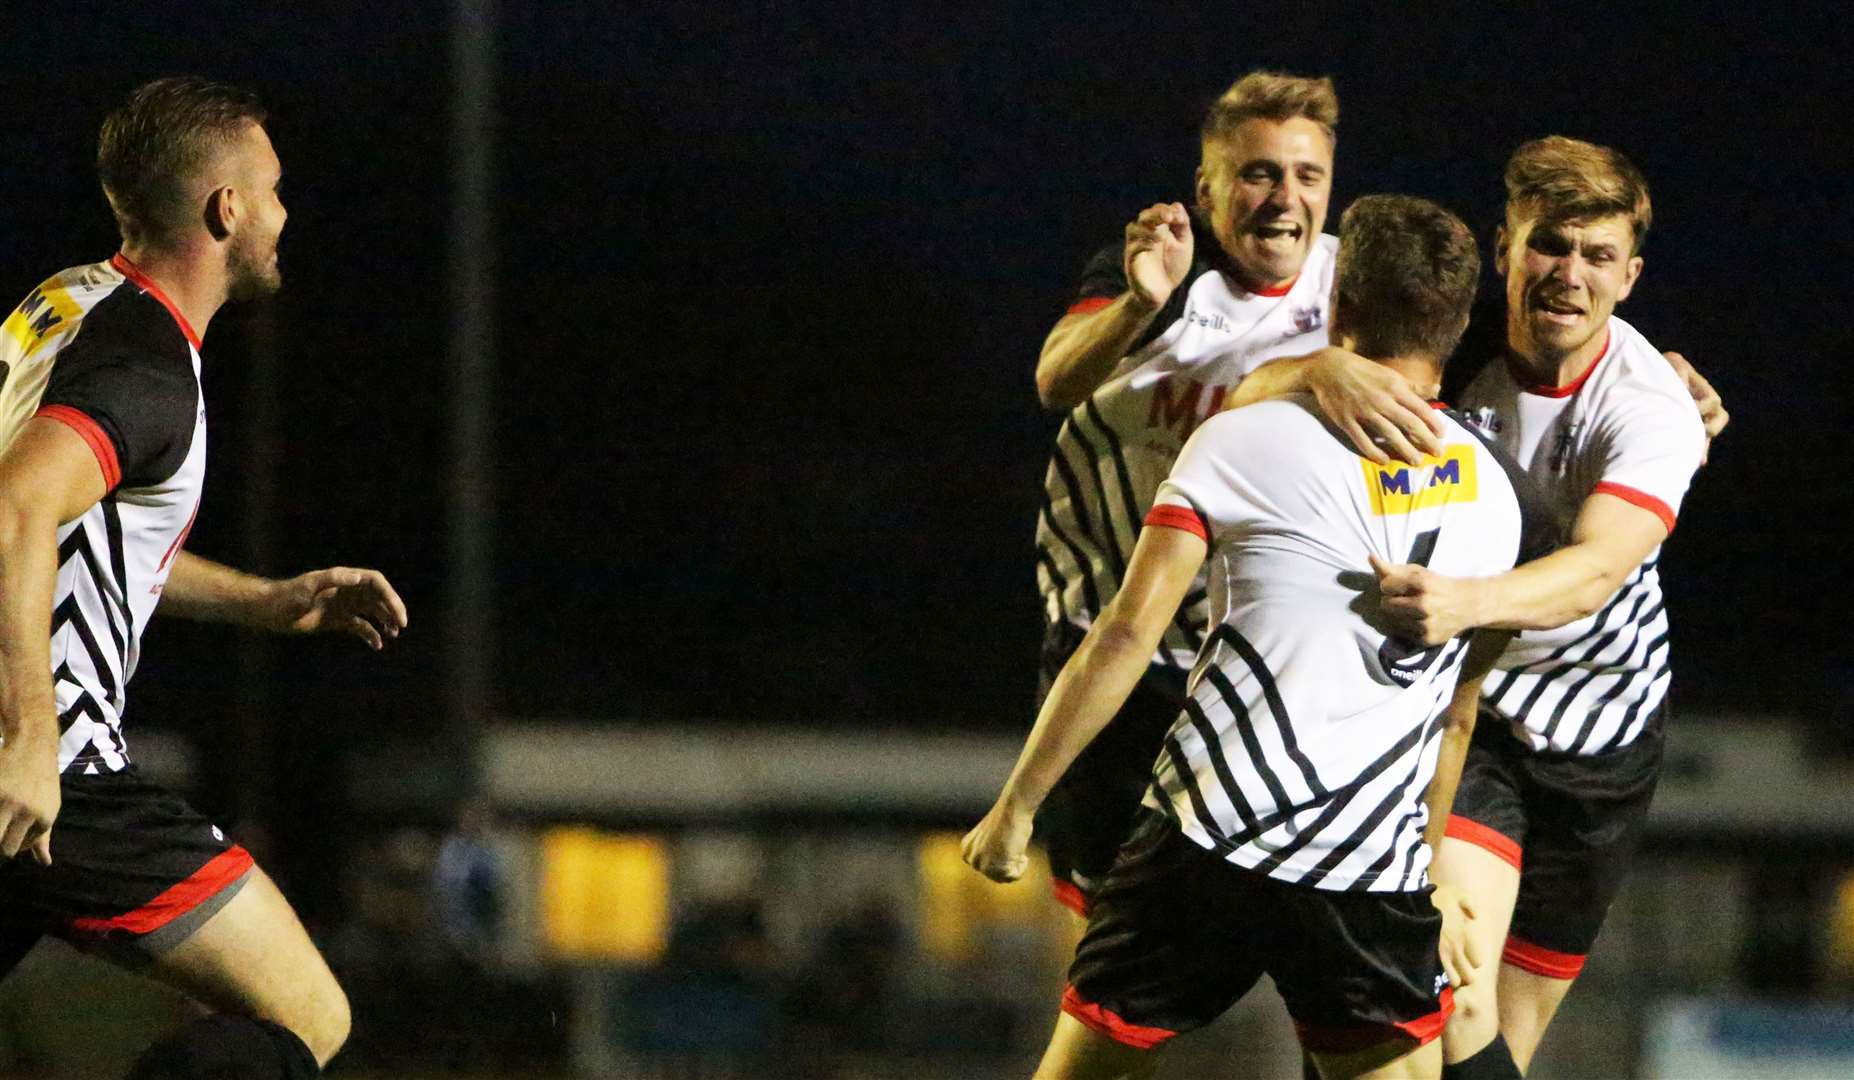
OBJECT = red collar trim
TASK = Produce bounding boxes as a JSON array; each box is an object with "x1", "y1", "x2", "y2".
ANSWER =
[
  {"x1": 1511, "y1": 327, "x2": 1610, "y2": 398},
  {"x1": 110, "y1": 253, "x2": 202, "y2": 351},
  {"x1": 1241, "y1": 272, "x2": 1299, "y2": 298}
]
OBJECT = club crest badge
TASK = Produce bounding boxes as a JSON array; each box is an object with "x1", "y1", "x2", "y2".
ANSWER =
[{"x1": 1550, "y1": 418, "x2": 1583, "y2": 474}]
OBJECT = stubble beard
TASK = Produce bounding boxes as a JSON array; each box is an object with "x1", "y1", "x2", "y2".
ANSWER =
[{"x1": 226, "y1": 234, "x2": 282, "y2": 302}]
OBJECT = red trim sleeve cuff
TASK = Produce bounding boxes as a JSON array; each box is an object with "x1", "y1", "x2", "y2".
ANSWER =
[
  {"x1": 1143, "y1": 504, "x2": 1208, "y2": 542},
  {"x1": 36, "y1": 404, "x2": 122, "y2": 491},
  {"x1": 1592, "y1": 481, "x2": 1677, "y2": 535}
]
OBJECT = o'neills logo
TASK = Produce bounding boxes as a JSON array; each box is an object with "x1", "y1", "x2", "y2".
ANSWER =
[{"x1": 1183, "y1": 305, "x2": 1231, "y2": 333}]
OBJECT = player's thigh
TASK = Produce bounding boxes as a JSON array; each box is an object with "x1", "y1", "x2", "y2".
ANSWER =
[
  {"x1": 1033, "y1": 1011, "x2": 1163, "y2": 1080},
  {"x1": 1309, "y1": 1034, "x2": 1441, "y2": 1080},
  {"x1": 1494, "y1": 964, "x2": 1575, "y2": 1072},
  {"x1": 1431, "y1": 835, "x2": 1520, "y2": 1050},
  {"x1": 143, "y1": 865, "x2": 349, "y2": 1065}
]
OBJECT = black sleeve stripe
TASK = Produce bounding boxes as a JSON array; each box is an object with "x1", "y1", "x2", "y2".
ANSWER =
[{"x1": 40, "y1": 286, "x2": 199, "y2": 489}]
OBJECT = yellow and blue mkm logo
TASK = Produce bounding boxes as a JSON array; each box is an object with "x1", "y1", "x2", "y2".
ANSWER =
[{"x1": 1362, "y1": 444, "x2": 1477, "y2": 515}]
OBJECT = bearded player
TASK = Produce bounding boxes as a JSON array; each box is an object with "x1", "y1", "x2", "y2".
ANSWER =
[{"x1": 0, "y1": 78, "x2": 405, "y2": 1078}]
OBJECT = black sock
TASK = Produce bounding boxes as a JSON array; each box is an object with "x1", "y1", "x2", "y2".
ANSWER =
[
  {"x1": 1443, "y1": 1032, "x2": 1522, "y2": 1080},
  {"x1": 126, "y1": 1014, "x2": 319, "y2": 1080}
]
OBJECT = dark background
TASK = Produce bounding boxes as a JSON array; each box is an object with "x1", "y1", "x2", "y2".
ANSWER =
[{"x1": 3, "y1": 2, "x2": 1849, "y2": 916}]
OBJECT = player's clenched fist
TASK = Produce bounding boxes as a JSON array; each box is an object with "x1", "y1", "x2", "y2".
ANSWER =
[
  {"x1": 961, "y1": 798, "x2": 1034, "y2": 883},
  {"x1": 0, "y1": 742, "x2": 58, "y2": 865},
  {"x1": 1124, "y1": 202, "x2": 1194, "y2": 311},
  {"x1": 1370, "y1": 555, "x2": 1478, "y2": 646}
]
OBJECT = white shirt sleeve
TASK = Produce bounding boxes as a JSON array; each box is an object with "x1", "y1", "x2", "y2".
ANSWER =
[{"x1": 1591, "y1": 390, "x2": 1706, "y2": 533}]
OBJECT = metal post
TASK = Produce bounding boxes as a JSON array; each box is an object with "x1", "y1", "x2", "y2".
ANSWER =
[
  {"x1": 235, "y1": 300, "x2": 280, "y2": 833},
  {"x1": 447, "y1": 0, "x2": 497, "y2": 799}
]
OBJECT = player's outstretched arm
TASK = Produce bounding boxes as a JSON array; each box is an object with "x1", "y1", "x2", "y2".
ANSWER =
[
  {"x1": 161, "y1": 552, "x2": 407, "y2": 650},
  {"x1": 962, "y1": 524, "x2": 1204, "y2": 883},
  {"x1": 1373, "y1": 495, "x2": 1669, "y2": 645},
  {"x1": 1222, "y1": 346, "x2": 1444, "y2": 466},
  {"x1": 0, "y1": 418, "x2": 112, "y2": 865},
  {"x1": 1421, "y1": 629, "x2": 1513, "y2": 989},
  {"x1": 1035, "y1": 203, "x2": 1193, "y2": 409}
]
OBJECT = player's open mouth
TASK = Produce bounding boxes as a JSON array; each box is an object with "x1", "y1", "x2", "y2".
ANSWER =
[
  {"x1": 1532, "y1": 295, "x2": 1583, "y2": 324},
  {"x1": 1253, "y1": 222, "x2": 1303, "y2": 245}
]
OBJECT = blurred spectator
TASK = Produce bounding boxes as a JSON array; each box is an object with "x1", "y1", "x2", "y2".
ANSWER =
[{"x1": 432, "y1": 800, "x2": 506, "y2": 966}]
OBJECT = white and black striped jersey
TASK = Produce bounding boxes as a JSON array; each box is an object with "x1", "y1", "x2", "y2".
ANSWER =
[
  {"x1": 0, "y1": 255, "x2": 207, "y2": 775},
  {"x1": 1036, "y1": 224, "x2": 1338, "y2": 670},
  {"x1": 1460, "y1": 317, "x2": 1705, "y2": 755},
  {"x1": 1141, "y1": 397, "x2": 1552, "y2": 892}
]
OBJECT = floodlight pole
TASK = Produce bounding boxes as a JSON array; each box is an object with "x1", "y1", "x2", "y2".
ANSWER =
[{"x1": 447, "y1": 0, "x2": 497, "y2": 800}]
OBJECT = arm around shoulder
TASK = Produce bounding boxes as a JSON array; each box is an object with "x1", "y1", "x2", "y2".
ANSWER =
[{"x1": 1034, "y1": 297, "x2": 1161, "y2": 409}]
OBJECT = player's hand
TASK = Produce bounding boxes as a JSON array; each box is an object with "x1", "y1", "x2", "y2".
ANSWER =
[
  {"x1": 1305, "y1": 347, "x2": 1446, "y2": 466},
  {"x1": 1661, "y1": 350, "x2": 1728, "y2": 464},
  {"x1": 1123, "y1": 202, "x2": 1193, "y2": 312},
  {"x1": 1432, "y1": 883, "x2": 1479, "y2": 990},
  {"x1": 1370, "y1": 555, "x2": 1477, "y2": 646},
  {"x1": 960, "y1": 798, "x2": 1035, "y2": 883},
  {"x1": 271, "y1": 566, "x2": 408, "y2": 650},
  {"x1": 0, "y1": 741, "x2": 59, "y2": 865}
]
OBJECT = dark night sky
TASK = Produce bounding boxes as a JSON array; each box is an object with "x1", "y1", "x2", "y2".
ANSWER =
[{"x1": 2, "y1": 2, "x2": 1851, "y2": 840}]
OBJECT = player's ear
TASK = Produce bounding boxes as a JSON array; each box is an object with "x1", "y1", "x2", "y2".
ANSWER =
[
  {"x1": 1616, "y1": 255, "x2": 1643, "y2": 302},
  {"x1": 203, "y1": 185, "x2": 236, "y2": 241},
  {"x1": 1194, "y1": 165, "x2": 1212, "y2": 212},
  {"x1": 1492, "y1": 224, "x2": 1509, "y2": 276}
]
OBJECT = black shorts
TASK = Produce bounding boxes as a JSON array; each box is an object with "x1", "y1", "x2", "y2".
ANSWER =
[
  {"x1": 1445, "y1": 704, "x2": 1663, "y2": 977},
  {"x1": 1033, "y1": 621, "x2": 1188, "y2": 914},
  {"x1": 0, "y1": 765, "x2": 253, "y2": 978},
  {"x1": 1064, "y1": 810, "x2": 1452, "y2": 1055}
]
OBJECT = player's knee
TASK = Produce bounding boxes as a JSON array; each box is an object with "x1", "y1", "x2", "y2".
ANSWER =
[{"x1": 1446, "y1": 979, "x2": 1498, "y2": 1038}]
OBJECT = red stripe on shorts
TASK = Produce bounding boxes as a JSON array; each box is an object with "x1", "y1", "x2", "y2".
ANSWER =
[
  {"x1": 1444, "y1": 815, "x2": 1522, "y2": 871},
  {"x1": 1296, "y1": 985, "x2": 1455, "y2": 1053},
  {"x1": 1050, "y1": 876, "x2": 1090, "y2": 917},
  {"x1": 1060, "y1": 984, "x2": 1175, "y2": 1050},
  {"x1": 1503, "y1": 936, "x2": 1586, "y2": 980},
  {"x1": 67, "y1": 845, "x2": 253, "y2": 938}
]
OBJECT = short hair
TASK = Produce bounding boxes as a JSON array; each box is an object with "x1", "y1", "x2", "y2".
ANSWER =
[
  {"x1": 1504, "y1": 135, "x2": 1652, "y2": 253},
  {"x1": 1201, "y1": 70, "x2": 1339, "y2": 148},
  {"x1": 96, "y1": 77, "x2": 268, "y2": 248},
  {"x1": 1332, "y1": 194, "x2": 1480, "y2": 362}
]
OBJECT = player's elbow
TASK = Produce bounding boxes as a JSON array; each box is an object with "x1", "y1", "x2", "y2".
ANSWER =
[
  {"x1": 1568, "y1": 561, "x2": 1633, "y2": 621},
  {"x1": 1088, "y1": 612, "x2": 1151, "y2": 661},
  {"x1": 1441, "y1": 698, "x2": 1479, "y2": 741},
  {"x1": 1035, "y1": 358, "x2": 1087, "y2": 411}
]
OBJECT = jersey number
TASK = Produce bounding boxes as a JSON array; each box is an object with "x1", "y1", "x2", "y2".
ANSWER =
[{"x1": 1378, "y1": 528, "x2": 1446, "y2": 687}]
